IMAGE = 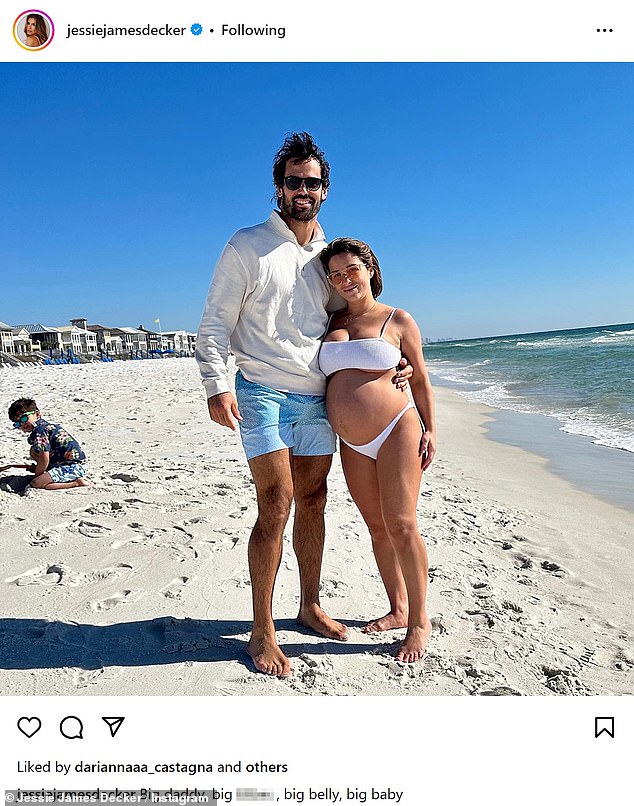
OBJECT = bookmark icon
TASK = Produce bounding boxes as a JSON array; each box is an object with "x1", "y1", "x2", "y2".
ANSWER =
[
  {"x1": 594, "y1": 717, "x2": 615, "y2": 738},
  {"x1": 102, "y1": 717, "x2": 125, "y2": 737}
]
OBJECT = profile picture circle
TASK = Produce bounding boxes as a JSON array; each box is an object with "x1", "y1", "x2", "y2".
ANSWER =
[{"x1": 13, "y1": 10, "x2": 54, "y2": 51}]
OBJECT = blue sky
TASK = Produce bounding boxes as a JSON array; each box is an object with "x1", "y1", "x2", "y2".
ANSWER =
[{"x1": 1, "y1": 63, "x2": 633, "y2": 340}]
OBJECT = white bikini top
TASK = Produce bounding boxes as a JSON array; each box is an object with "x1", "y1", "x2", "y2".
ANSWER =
[{"x1": 318, "y1": 309, "x2": 402, "y2": 378}]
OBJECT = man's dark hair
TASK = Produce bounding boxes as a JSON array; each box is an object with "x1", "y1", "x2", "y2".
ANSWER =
[
  {"x1": 320, "y1": 238, "x2": 384, "y2": 299},
  {"x1": 272, "y1": 131, "x2": 331, "y2": 191},
  {"x1": 8, "y1": 397, "x2": 38, "y2": 421}
]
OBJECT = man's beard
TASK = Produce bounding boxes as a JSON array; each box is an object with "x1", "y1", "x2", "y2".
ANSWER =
[{"x1": 280, "y1": 193, "x2": 322, "y2": 222}]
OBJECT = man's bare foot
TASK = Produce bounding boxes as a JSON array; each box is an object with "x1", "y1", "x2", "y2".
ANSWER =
[
  {"x1": 298, "y1": 603, "x2": 348, "y2": 640},
  {"x1": 362, "y1": 611, "x2": 408, "y2": 634},
  {"x1": 395, "y1": 619, "x2": 432, "y2": 663},
  {"x1": 76, "y1": 478, "x2": 94, "y2": 487},
  {"x1": 247, "y1": 634, "x2": 291, "y2": 677}
]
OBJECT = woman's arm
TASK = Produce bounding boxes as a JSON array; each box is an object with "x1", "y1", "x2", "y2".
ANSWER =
[{"x1": 395, "y1": 309, "x2": 436, "y2": 470}]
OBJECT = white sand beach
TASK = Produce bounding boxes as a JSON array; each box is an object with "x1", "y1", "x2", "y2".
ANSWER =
[{"x1": 0, "y1": 359, "x2": 632, "y2": 696}]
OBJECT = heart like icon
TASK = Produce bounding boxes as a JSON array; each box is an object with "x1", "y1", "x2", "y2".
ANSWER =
[{"x1": 18, "y1": 717, "x2": 42, "y2": 738}]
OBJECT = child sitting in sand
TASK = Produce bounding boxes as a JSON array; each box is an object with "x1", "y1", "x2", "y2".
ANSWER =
[{"x1": 8, "y1": 397, "x2": 92, "y2": 490}]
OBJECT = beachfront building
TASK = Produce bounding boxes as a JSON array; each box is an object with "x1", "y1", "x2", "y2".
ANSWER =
[
  {"x1": 11, "y1": 327, "x2": 36, "y2": 354},
  {"x1": 137, "y1": 325, "x2": 163, "y2": 352},
  {"x1": 0, "y1": 321, "x2": 15, "y2": 353},
  {"x1": 14, "y1": 324, "x2": 64, "y2": 352},
  {"x1": 58, "y1": 324, "x2": 98, "y2": 355},
  {"x1": 56, "y1": 325, "x2": 84, "y2": 354},
  {"x1": 113, "y1": 327, "x2": 148, "y2": 353},
  {"x1": 68, "y1": 319, "x2": 99, "y2": 353},
  {"x1": 87, "y1": 324, "x2": 124, "y2": 354},
  {"x1": 162, "y1": 330, "x2": 192, "y2": 353}
]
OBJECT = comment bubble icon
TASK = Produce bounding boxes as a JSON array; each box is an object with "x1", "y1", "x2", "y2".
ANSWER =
[{"x1": 60, "y1": 716, "x2": 84, "y2": 739}]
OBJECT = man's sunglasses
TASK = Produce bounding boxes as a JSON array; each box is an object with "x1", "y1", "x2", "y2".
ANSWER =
[
  {"x1": 12, "y1": 411, "x2": 36, "y2": 428},
  {"x1": 283, "y1": 176, "x2": 323, "y2": 192}
]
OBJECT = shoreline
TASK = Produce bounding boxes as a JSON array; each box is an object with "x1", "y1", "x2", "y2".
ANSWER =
[
  {"x1": 429, "y1": 374, "x2": 634, "y2": 513},
  {"x1": 0, "y1": 361, "x2": 632, "y2": 695}
]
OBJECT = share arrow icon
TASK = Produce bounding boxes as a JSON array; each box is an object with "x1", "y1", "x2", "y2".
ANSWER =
[{"x1": 102, "y1": 717, "x2": 125, "y2": 737}]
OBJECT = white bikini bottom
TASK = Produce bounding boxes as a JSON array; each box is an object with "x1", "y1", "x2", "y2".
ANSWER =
[{"x1": 339, "y1": 402, "x2": 416, "y2": 460}]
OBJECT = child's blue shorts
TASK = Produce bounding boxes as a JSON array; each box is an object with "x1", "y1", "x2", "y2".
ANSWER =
[
  {"x1": 235, "y1": 371, "x2": 336, "y2": 461},
  {"x1": 47, "y1": 463, "x2": 86, "y2": 483}
]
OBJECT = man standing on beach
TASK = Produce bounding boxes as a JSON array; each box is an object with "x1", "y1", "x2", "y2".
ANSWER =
[{"x1": 196, "y1": 132, "x2": 408, "y2": 677}]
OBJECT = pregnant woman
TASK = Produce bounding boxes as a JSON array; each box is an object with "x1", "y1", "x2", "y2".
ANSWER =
[{"x1": 319, "y1": 238, "x2": 436, "y2": 662}]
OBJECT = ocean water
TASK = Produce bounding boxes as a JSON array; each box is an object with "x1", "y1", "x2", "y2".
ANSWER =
[{"x1": 424, "y1": 323, "x2": 634, "y2": 454}]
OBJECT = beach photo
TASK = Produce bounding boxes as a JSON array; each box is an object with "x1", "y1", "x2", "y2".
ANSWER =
[{"x1": 0, "y1": 63, "x2": 632, "y2": 696}]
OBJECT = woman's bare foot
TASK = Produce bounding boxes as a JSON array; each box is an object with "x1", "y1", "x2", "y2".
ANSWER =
[
  {"x1": 362, "y1": 611, "x2": 408, "y2": 634},
  {"x1": 247, "y1": 634, "x2": 291, "y2": 677},
  {"x1": 395, "y1": 619, "x2": 432, "y2": 663},
  {"x1": 75, "y1": 478, "x2": 94, "y2": 487},
  {"x1": 298, "y1": 603, "x2": 348, "y2": 640}
]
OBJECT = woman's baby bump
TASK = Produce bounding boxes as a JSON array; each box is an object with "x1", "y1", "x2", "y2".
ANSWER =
[{"x1": 326, "y1": 370, "x2": 409, "y2": 445}]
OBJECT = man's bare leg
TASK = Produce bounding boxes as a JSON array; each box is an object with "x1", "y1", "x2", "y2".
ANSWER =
[
  {"x1": 291, "y1": 454, "x2": 347, "y2": 640},
  {"x1": 246, "y1": 450, "x2": 294, "y2": 677}
]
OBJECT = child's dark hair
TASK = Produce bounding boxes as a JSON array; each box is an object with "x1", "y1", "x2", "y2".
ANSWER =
[{"x1": 8, "y1": 398, "x2": 38, "y2": 421}]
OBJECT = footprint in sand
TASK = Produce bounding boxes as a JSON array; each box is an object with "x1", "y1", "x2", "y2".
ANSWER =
[
  {"x1": 7, "y1": 564, "x2": 70, "y2": 586},
  {"x1": 76, "y1": 520, "x2": 112, "y2": 539},
  {"x1": 90, "y1": 589, "x2": 142, "y2": 612},
  {"x1": 171, "y1": 544, "x2": 199, "y2": 562},
  {"x1": 541, "y1": 560, "x2": 567, "y2": 576},
  {"x1": 542, "y1": 666, "x2": 591, "y2": 695},
  {"x1": 76, "y1": 564, "x2": 133, "y2": 585},
  {"x1": 150, "y1": 530, "x2": 200, "y2": 562},
  {"x1": 320, "y1": 577, "x2": 350, "y2": 598},
  {"x1": 82, "y1": 501, "x2": 125, "y2": 517},
  {"x1": 462, "y1": 609, "x2": 496, "y2": 628},
  {"x1": 176, "y1": 517, "x2": 215, "y2": 541},
  {"x1": 4, "y1": 515, "x2": 30, "y2": 526},
  {"x1": 110, "y1": 472, "x2": 141, "y2": 483},
  {"x1": 160, "y1": 576, "x2": 193, "y2": 600},
  {"x1": 162, "y1": 636, "x2": 212, "y2": 654},
  {"x1": 614, "y1": 648, "x2": 634, "y2": 671},
  {"x1": 200, "y1": 532, "x2": 240, "y2": 554},
  {"x1": 70, "y1": 667, "x2": 106, "y2": 688},
  {"x1": 26, "y1": 528, "x2": 63, "y2": 547},
  {"x1": 430, "y1": 615, "x2": 449, "y2": 634},
  {"x1": 123, "y1": 498, "x2": 151, "y2": 509},
  {"x1": 220, "y1": 571, "x2": 251, "y2": 592},
  {"x1": 477, "y1": 686, "x2": 523, "y2": 696},
  {"x1": 289, "y1": 654, "x2": 335, "y2": 690},
  {"x1": 212, "y1": 482, "x2": 237, "y2": 497}
]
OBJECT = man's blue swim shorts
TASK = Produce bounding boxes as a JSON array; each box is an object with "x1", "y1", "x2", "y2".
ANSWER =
[{"x1": 235, "y1": 371, "x2": 336, "y2": 461}]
